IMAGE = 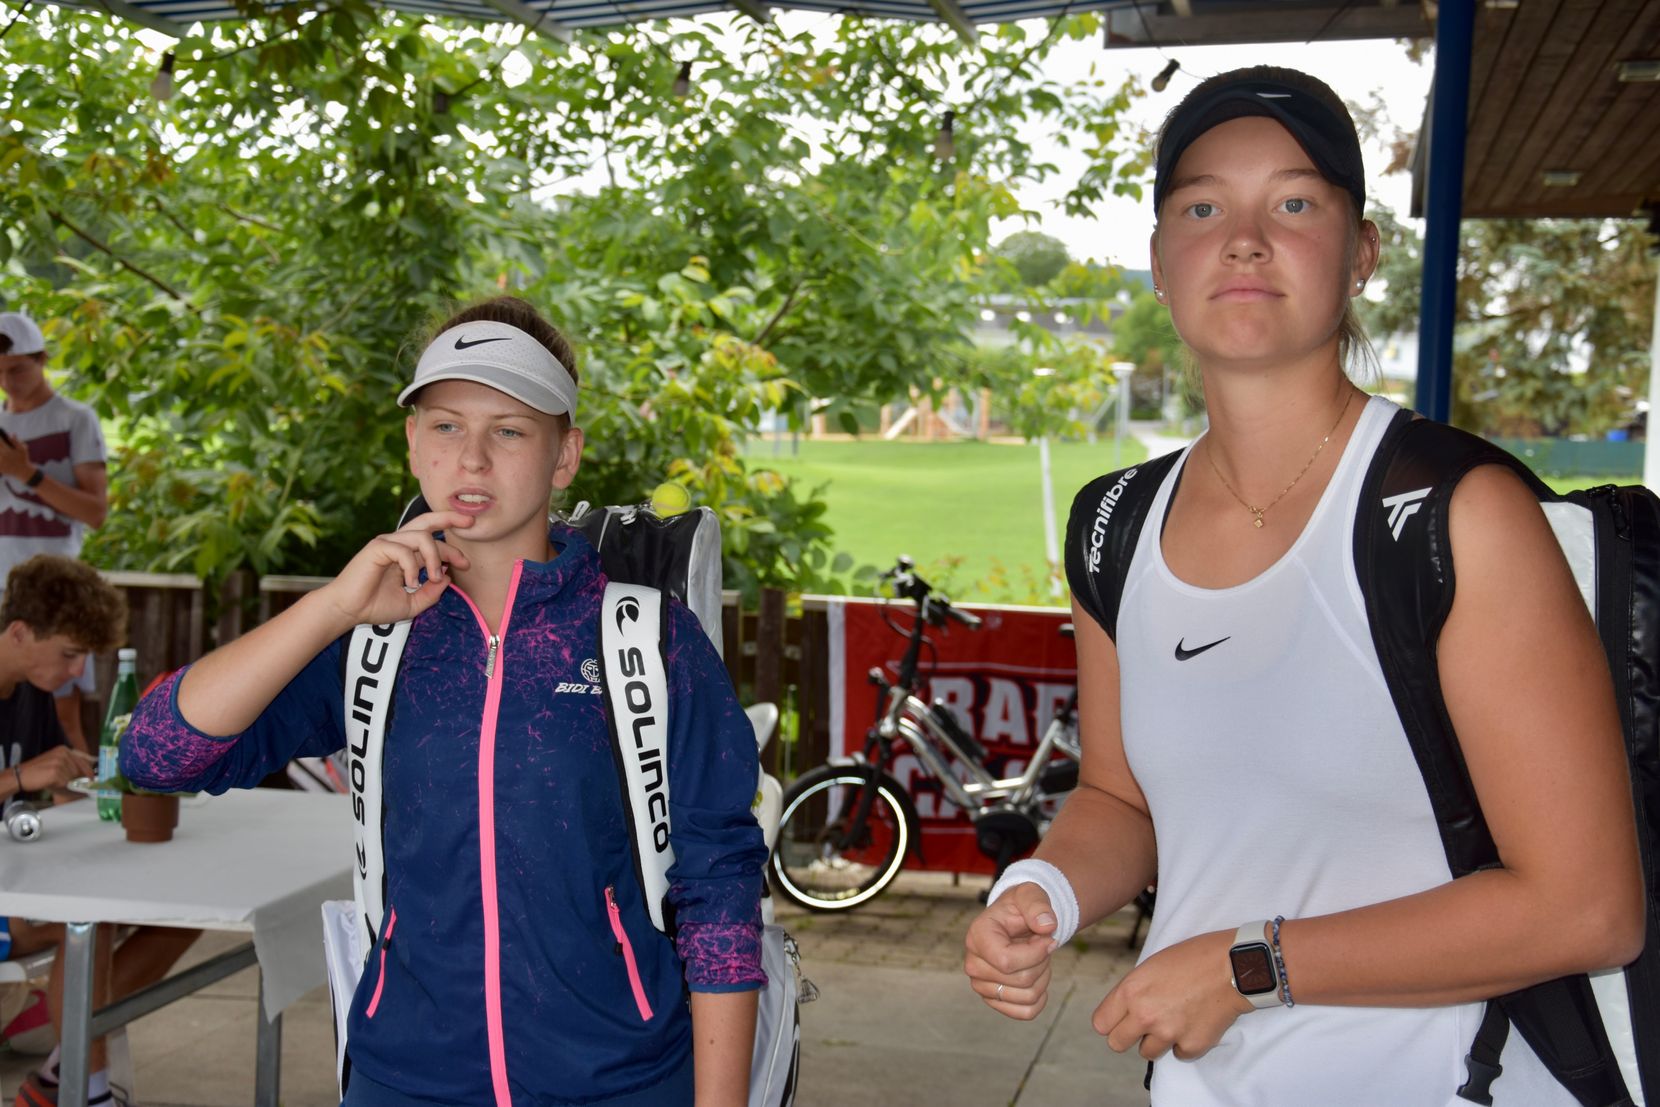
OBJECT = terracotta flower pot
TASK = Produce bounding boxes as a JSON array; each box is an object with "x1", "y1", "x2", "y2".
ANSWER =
[{"x1": 121, "y1": 792, "x2": 180, "y2": 843}]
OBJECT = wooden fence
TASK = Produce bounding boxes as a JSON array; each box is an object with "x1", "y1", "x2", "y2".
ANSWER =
[{"x1": 91, "y1": 573, "x2": 835, "y2": 777}]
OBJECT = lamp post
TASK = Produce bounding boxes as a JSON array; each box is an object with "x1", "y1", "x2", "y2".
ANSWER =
[{"x1": 1034, "y1": 367, "x2": 1062, "y2": 596}]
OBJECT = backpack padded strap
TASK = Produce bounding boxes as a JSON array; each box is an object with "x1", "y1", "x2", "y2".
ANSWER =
[
  {"x1": 599, "y1": 581, "x2": 676, "y2": 935},
  {"x1": 1358, "y1": 413, "x2": 1637, "y2": 1107},
  {"x1": 1062, "y1": 451, "x2": 1183, "y2": 640}
]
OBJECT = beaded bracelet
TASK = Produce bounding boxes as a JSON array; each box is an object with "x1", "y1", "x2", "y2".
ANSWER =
[{"x1": 1270, "y1": 915, "x2": 1295, "y2": 1008}]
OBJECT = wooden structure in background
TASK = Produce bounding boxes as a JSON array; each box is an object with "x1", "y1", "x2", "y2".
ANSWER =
[{"x1": 91, "y1": 573, "x2": 836, "y2": 778}]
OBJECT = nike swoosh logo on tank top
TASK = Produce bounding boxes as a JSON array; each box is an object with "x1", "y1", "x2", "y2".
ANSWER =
[{"x1": 1174, "y1": 636, "x2": 1231, "y2": 661}]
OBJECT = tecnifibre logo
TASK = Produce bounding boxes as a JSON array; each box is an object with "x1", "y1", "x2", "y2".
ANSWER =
[
  {"x1": 615, "y1": 596, "x2": 640, "y2": 631},
  {"x1": 1086, "y1": 468, "x2": 1139, "y2": 572},
  {"x1": 1383, "y1": 487, "x2": 1431, "y2": 540}
]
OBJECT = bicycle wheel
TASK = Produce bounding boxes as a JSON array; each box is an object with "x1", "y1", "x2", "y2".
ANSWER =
[{"x1": 770, "y1": 765, "x2": 910, "y2": 912}]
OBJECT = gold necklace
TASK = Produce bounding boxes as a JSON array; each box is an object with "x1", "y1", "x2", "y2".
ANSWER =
[{"x1": 1206, "y1": 388, "x2": 1356, "y2": 529}]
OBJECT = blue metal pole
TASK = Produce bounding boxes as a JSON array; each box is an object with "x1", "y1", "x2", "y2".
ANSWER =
[{"x1": 1414, "y1": 0, "x2": 1475, "y2": 422}]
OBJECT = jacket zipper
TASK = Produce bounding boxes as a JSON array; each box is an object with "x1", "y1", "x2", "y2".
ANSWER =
[
  {"x1": 364, "y1": 908, "x2": 398, "y2": 1019},
  {"x1": 605, "y1": 886, "x2": 655, "y2": 1021},
  {"x1": 451, "y1": 569, "x2": 525, "y2": 1107}
]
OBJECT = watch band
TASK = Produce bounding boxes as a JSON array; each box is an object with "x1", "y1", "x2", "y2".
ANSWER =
[
  {"x1": 24, "y1": 466, "x2": 44, "y2": 488},
  {"x1": 1229, "y1": 919, "x2": 1282, "y2": 1009}
]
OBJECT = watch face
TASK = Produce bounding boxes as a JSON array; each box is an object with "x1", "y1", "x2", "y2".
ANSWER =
[{"x1": 1230, "y1": 944, "x2": 1277, "y2": 996}]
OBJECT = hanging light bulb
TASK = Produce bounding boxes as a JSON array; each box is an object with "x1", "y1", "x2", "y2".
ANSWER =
[
  {"x1": 433, "y1": 90, "x2": 451, "y2": 115},
  {"x1": 672, "y1": 61, "x2": 692, "y2": 99},
  {"x1": 933, "y1": 110, "x2": 956, "y2": 162},
  {"x1": 1151, "y1": 58, "x2": 1179, "y2": 93},
  {"x1": 150, "y1": 52, "x2": 176, "y2": 102}
]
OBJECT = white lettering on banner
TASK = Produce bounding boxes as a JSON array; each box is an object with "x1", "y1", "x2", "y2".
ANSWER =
[
  {"x1": 921, "y1": 676, "x2": 1077, "y2": 749},
  {"x1": 982, "y1": 679, "x2": 1029, "y2": 746},
  {"x1": 1033, "y1": 683, "x2": 1074, "y2": 738}
]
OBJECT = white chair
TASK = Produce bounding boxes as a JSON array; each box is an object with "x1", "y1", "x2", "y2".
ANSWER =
[{"x1": 1, "y1": 946, "x2": 136, "y2": 1102}]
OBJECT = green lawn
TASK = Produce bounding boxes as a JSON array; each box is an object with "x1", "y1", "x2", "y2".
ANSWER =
[
  {"x1": 744, "y1": 436, "x2": 1636, "y2": 604},
  {"x1": 744, "y1": 436, "x2": 1149, "y2": 603}
]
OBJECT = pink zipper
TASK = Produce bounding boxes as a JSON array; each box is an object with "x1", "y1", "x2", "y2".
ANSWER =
[
  {"x1": 605, "y1": 886, "x2": 655, "y2": 1021},
  {"x1": 364, "y1": 908, "x2": 398, "y2": 1019},
  {"x1": 452, "y1": 567, "x2": 525, "y2": 1107}
]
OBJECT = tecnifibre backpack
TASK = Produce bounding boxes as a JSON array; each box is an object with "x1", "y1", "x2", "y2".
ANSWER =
[
  {"x1": 1067, "y1": 408, "x2": 1658, "y2": 1107},
  {"x1": 325, "y1": 496, "x2": 801, "y2": 1107}
]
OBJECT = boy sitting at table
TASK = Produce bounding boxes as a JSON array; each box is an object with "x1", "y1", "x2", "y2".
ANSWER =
[{"x1": 0, "y1": 555, "x2": 198, "y2": 1107}]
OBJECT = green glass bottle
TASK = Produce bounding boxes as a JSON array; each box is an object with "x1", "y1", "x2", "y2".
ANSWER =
[{"x1": 98, "y1": 648, "x2": 138, "y2": 821}]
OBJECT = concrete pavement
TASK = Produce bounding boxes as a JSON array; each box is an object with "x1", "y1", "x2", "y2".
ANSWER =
[{"x1": 2, "y1": 871, "x2": 1150, "y2": 1106}]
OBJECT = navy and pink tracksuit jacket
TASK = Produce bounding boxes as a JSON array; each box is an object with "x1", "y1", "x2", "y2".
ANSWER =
[{"x1": 120, "y1": 528, "x2": 766, "y2": 1105}]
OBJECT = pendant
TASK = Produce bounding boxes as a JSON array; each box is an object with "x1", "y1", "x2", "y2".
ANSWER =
[{"x1": 1251, "y1": 512, "x2": 1265, "y2": 529}]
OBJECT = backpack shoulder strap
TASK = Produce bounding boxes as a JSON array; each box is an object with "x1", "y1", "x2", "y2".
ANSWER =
[
  {"x1": 1352, "y1": 410, "x2": 1535, "y2": 877},
  {"x1": 1356, "y1": 412, "x2": 1636, "y2": 1107},
  {"x1": 340, "y1": 493, "x2": 428, "y2": 960},
  {"x1": 599, "y1": 580, "x2": 676, "y2": 935},
  {"x1": 343, "y1": 618, "x2": 412, "y2": 960},
  {"x1": 1063, "y1": 450, "x2": 1183, "y2": 641}
]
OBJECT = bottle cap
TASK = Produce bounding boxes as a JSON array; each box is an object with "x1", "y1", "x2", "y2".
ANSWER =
[{"x1": 117, "y1": 647, "x2": 137, "y2": 661}]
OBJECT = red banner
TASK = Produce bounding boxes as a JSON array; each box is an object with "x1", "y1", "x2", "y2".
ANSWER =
[{"x1": 827, "y1": 598, "x2": 1077, "y2": 874}]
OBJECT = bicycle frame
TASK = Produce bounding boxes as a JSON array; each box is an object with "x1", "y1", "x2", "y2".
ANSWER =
[{"x1": 867, "y1": 685, "x2": 1073, "y2": 814}]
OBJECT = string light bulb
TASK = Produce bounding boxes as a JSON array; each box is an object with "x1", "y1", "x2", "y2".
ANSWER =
[
  {"x1": 150, "y1": 52, "x2": 176, "y2": 101},
  {"x1": 433, "y1": 90, "x2": 451, "y2": 115},
  {"x1": 933, "y1": 110, "x2": 956, "y2": 162},
  {"x1": 1151, "y1": 58, "x2": 1179, "y2": 93},
  {"x1": 672, "y1": 61, "x2": 692, "y2": 99}
]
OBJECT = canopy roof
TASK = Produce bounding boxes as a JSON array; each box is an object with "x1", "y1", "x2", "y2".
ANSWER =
[
  {"x1": 1411, "y1": 0, "x2": 1660, "y2": 220},
  {"x1": 66, "y1": 0, "x2": 1431, "y2": 51}
]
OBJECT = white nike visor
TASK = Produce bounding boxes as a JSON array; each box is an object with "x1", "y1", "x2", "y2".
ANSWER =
[{"x1": 399, "y1": 320, "x2": 578, "y2": 418}]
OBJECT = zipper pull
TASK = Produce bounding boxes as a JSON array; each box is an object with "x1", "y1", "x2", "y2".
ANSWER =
[{"x1": 485, "y1": 634, "x2": 500, "y2": 678}]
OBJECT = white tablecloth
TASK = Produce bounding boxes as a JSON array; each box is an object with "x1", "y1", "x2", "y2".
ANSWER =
[{"x1": 0, "y1": 789, "x2": 352, "y2": 1018}]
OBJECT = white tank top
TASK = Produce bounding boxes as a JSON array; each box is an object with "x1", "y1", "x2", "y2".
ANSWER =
[{"x1": 1118, "y1": 395, "x2": 1572, "y2": 1106}]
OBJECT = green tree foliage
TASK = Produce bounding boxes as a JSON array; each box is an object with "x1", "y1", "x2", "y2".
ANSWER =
[
  {"x1": 994, "y1": 229, "x2": 1071, "y2": 287},
  {"x1": 1110, "y1": 287, "x2": 1189, "y2": 417},
  {"x1": 1361, "y1": 211, "x2": 1655, "y2": 438},
  {"x1": 0, "y1": 6, "x2": 1147, "y2": 596}
]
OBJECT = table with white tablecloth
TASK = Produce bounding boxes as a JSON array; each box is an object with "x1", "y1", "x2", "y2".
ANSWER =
[{"x1": 0, "y1": 789, "x2": 352, "y2": 1107}]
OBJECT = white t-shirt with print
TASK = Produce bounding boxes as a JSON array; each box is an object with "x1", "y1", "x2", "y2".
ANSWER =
[{"x1": 0, "y1": 393, "x2": 107, "y2": 584}]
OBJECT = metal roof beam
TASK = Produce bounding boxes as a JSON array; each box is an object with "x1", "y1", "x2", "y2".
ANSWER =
[
  {"x1": 96, "y1": 0, "x2": 189, "y2": 38},
  {"x1": 478, "y1": 0, "x2": 574, "y2": 43},
  {"x1": 1101, "y1": 4, "x2": 1428, "y2": 47},
  {"x1": 729, "y1": 0, "x2": 773, "y2": 24},
  {"x1": 925, "y1": 0, "x2": 975, "y2": 44}
]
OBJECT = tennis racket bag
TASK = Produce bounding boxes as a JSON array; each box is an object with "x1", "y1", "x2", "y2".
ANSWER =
[
  {"x1": 1356, "y1": 412, "x2": 1658, "y2": 1107},
  {"x1": 566, "y1": 499, "x2": 724, "y2": 656}
]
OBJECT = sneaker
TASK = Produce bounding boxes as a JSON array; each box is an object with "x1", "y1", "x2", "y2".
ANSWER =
[{"x1": 11, "y1": 1071, "x2": 56, "y2": 1107}]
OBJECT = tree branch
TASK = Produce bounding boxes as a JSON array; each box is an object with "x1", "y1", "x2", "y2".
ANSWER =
[
  {"x1": 48, "y1": 209, "x2": 198, "y2": 311},
  {"x1": 755, "y1": 278, "x2": 816, "y2": 345}
]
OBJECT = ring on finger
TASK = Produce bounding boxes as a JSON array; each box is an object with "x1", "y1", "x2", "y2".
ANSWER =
[{"x1": 996, "y1": 983, "x2": 1005, "y2": 1001}]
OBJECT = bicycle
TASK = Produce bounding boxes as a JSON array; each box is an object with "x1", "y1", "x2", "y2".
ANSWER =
[{"x1": 770, "y1": 557, "x2": 1081, "y2": 912}]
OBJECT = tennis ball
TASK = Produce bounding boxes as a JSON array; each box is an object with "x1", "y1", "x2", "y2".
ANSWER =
[{"x1": 650, "y1": 481, "x2": 692, "y2": 517}]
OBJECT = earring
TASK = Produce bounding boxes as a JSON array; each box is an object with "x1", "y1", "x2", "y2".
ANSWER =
[
  {"x1": 1354, "y1": 279, "x2": 1366, "y2": 291},
  {"x1": 1153, "y1": 286, "x2": 1165, "y2": 300}
]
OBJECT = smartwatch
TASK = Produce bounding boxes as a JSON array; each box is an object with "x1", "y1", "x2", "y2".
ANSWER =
[
  {"x1": 24, "y1": 467, "x2": 44, "y2": 489},
  {"x1": 1228, "y1": 920, "x2": 1282, "y2": 1009}
]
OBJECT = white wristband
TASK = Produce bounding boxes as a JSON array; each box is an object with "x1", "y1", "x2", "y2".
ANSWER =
[{"x1": 987, "y1": 859, "x2": 1080, "y2": 948}]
